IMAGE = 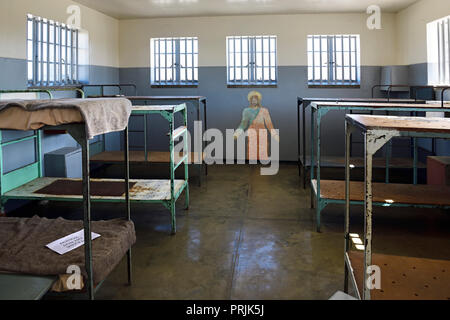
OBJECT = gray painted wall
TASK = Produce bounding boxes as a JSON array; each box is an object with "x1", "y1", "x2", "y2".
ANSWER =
[
  {"x1": 120, "y1": 65, "x2": 385, "y2": 161},
  {"x1": 120, "y1": 63, "x2": 450, "y2": 161},
  {"x1": 1, "y1": 57, "x2": 448, "y2": 173}
]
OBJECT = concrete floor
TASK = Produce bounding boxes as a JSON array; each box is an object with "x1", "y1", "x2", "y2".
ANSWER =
[{"x1": 9, "y1": 164, "x2": 450, "y2": 300}]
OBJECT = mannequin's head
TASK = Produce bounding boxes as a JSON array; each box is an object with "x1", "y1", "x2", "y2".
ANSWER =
[{"x1": 248, "y1": 91, "x2": 262, "y2": 107}]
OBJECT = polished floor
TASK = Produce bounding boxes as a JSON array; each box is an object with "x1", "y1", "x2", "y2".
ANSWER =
[{"x1": 9, "y1": 164, "x2": 450, "y2": 300}]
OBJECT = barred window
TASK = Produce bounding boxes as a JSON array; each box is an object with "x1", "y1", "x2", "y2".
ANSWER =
[
  {"x1": 150, "y1": 37, "x2": 198, "y2": 86},
  {"x1": 308, "y1": 35, "x2": 360, "y2": 86},
  {"x1": 27, "y1": 14, "x2": 80, "y2": 86},
  {"x1": 427, "y1": 16, "x2": 450, "y2": 85},
  {"x1": 227, "y1": 36, "x2": 277, "y2": 86}
]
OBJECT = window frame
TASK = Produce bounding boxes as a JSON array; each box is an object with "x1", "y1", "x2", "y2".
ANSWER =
[
  {"x1": 226, "y1": 35, "x2": 278, "y2": 87},
  {"x1": 27, "y1": 14, "x2": 80, "y2": 87},
  {"x1": 150, "y1": 37, "x2": 199, "y2": 87},
  {"x1": 307, "y1": 34, "x2": 361, "y2": 87},
  {"x1": 427, "y1": 16, "x2": 450, "y2": 86}
]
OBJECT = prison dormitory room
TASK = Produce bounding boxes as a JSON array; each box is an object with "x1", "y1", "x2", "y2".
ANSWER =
[{"x1": 1, "y1": 0, "x2": 450, "y2": 306}]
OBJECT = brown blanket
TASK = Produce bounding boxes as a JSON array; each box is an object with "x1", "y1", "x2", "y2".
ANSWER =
[
  {"x1": 0, "y1": 216, "x2": 136, "y2": 287},
  {"x1": 0, "y1": 98, "x2": 132, "y2": 139}
]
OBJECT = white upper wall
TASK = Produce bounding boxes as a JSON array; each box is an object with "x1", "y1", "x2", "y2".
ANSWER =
[
  {"x1": 396, "y1": 0, "x2": 450, "y2": 65},
  {"x1": 119, "y1": 13, "x2": 398, "y2": 68},
  {"x1": 0, "y1": 0, "x2": 119, "y2": 67}
]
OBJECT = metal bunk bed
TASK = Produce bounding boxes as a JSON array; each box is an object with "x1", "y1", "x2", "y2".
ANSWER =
[
  {"x1": 82, "y1": 87, "x2": 207, "y2": 185},
  {"x1": 0, "y1": 110, "x2": 189, "y2": 236},
  {"x1": 297, "y1": 96, "x2": 426, "y2": 188},
  {"x1": 310, "y1": 101, "x2": 450, "y2": 232},
  {"x1": 0, "y1": 94, "x2": 134, "y2": 300},
  {"x1": 344, "y1": 114, "x2": 450, "y2": 300},
  {"x1": 0, "y1": 88, "x2": 190, "y2": 235},
  {"x1": 297, "y1": 85, "x2": 450, "y2": 188}
]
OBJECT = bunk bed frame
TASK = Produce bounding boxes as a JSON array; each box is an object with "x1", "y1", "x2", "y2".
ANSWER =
[
  {"x1": 82, "y1": 87, "x2": 207, "y2": 185},
  {"x1": 296, "y1": 97, "x2": 426, "y2": 187},
  {"x1": 0, "y1": 105, "x2": 189, "y2": 236},
  {"x1": 344, "y1": 114, "x2": 450, "y2": 300},
  {"x1": 310, "y1": 101, "x2": 450, "y2": 232},
  {"x1": 0, "y1": 92, "x2": 134, "y2": 300}
]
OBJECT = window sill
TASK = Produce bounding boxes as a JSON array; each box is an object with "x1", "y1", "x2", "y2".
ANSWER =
[
  {"x1": 227, "y1": 84, "x2": 278, "y2": 88},
  {"x1": 151, "y1": 85, "x2": 198, "y2": 88},
  {"x1": 308, "y1": 84, "x2": 361, "y2": 89}
]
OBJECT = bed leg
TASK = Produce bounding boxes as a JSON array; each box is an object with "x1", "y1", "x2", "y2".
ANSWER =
[
  {"x1": 0, "y1": 200, "x2": 6, "y2": 217},
  {"x1": 185, "y1": 185, "x2": 190, "y2": 211},
  {"x1": 170, "y1": 201, "x2": 176, "y2": 235},
  {"x1": 127, "y1": 249, "x2": 132, "y2": 286}
]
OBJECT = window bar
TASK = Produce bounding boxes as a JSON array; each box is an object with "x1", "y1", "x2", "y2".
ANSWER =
[
  {"x1": 341, "y1": 35, "x2": 344, "y2": 85},
  {"x1": 45, "y1": 20, "x2": 49, "y2": 86},
  {"x1": 273, "y1": 36, "x2": 277, "y2": 83},
  {"x1": 354, "y1": 36, "x2": 359, "y2": 84},
  {"x1": 54, "y1": 22, "x2": 57, "y2": 85},
  {"x1": 191, "y1": 38, "x2": 195, "y2": 85},
  {"x1": 248, "y1": 37, "x2": 252, "y2": 84},
  {"x1": 157, "y1": 39, "x2": 161, "y2": 85},
  {"x1": 65, "y1": 26, "x2": 68, "y2": 84},
  {"x1": 164, "y1": 39, "x2": 168, "y2": 86},
  {"x1": 32, "y1": 18, "x2": 37, "y2": 86},
  {"x1": 349, "y1": 36, "x2": 352, "y2": 84},
  {"x1": 75, "y1": 29, "x2": 79, "y2": 84},
  {"x1": 438, "y1": 22, "x2": 443, "y2": 84},
  {"x1": 319, "y1": 35, "x2": 323, "y2": 85},
  {"x1": 170, "y1": 38, "x2": 174, "y2": 85},
  {"x1": 268, "y1": 36, "x2": 272, "y2": 84},
  {"x1": 153, "y1": 40, "x2": 156, "y2": 84},
  {"x1": 39, "y1": 18, "x2": 43, "y2": 86},
  {"x1": 235, "y1": 37, "x2": 238, "y2": 85},
  {"x1": 255, "y1": 37, "x2": 266, "y2": 85},
  {"x1": 174, "y1": 38, "x2": 177, "y2": 84},
  {"x1": 70, "y1": 29, "x2": 74, "y2": 84},
  {"x1": 227, "y1": 38, "x2": 230, "y2": 83},
  {"x1": 185, "y1": 37, "x2": 188, "y2": 85},
  {"x1": 311, "y1": 36, "x2": 316, "y2": 83},
  {"x1": 240, "y1": 37, "x2": 244, "y2": 85},
  {"x1": 59, "y1": 25, "x2": 62, "y2": 86},
  {"x1": 333, "y1": 36, "x2": 337, "y2": 85}
]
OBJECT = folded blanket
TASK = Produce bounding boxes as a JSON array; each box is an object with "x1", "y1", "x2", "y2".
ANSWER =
[
  {"x1": 0, "y1": 98, "x2": 132, "y2": 139},
  {"x1": 0, "y1": 216, "x2": 136, "y2": 287}
]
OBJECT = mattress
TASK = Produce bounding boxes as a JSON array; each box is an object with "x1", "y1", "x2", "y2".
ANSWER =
[
  {"x1": 0, "y1": 216, "x2": 136, "y2": 291},
  {"x1": 0, "y1": 106, "x2": 83, "y2": 131},
  {"x1": 0, "y1": 98, "x2": 132, "y2": 139}
]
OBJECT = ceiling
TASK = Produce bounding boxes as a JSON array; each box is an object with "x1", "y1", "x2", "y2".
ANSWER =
[{"x1": 73, "y1": 0, "x2": 419, "y2": 19}]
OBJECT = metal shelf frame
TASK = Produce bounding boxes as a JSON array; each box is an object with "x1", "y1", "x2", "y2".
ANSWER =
[
  {"x1": 343, "y1": 114, "x2": 450, "y2": 300},
  {"x1": 297, "y1": 97, "x2": 426, "y2": 188},
  {"x1": 309, "y1": 101, "x2": 450, "y2": 232}
]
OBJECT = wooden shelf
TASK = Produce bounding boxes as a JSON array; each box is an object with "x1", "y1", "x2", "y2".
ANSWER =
[
  {"x1": 302, "y1": 156, "x2": 426, "y2": 169},
  {"x1": 91, "y1": 151, "x2": 204, "y2": 164},
  {"x1": 348, "y1": 251, "x2": 450, "y2": 300},
  {"x1": 312, "y1": 179, "x2": 450, "y2": 206},
  {"x1": 4, "y1": 177, "x2": 186, "y2": 202}
]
